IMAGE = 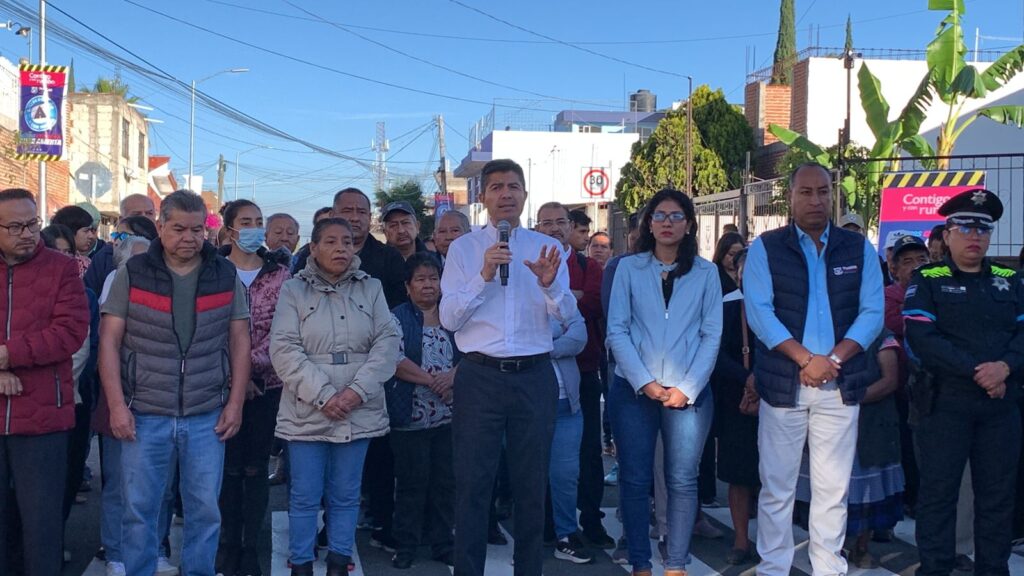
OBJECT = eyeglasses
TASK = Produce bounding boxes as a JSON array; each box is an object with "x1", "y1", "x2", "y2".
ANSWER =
[
  {"x1": 0, "y1": 218, "x2": 41, "y2": 236},
  {"x1": 949, "y1": 225, "x2": 992, "y2": 237},
  {"x1": 539, "y1": 219, "x2": 570, "y2": 228},
  {"x1": 651, "y1": 211, "x2": 686, "y2": 223},
  {"x1": 110, "y1": 231, "x2": 136, "y2": 242}
]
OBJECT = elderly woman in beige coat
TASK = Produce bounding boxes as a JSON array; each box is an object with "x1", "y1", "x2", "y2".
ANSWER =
[{"x1": 270, "y1": 217, "x2": 399, "y2": 576}]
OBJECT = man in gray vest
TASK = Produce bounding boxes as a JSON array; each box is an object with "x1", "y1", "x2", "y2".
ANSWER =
[
  {"x1": 98, "y1": 190, "x2": 252, "y2": 576},
  {"x1": 744, "y1": 163, "x2": 884, "y2": 576}
]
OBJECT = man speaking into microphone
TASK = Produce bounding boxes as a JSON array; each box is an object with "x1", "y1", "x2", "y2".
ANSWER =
[{"x1": 441, "y1": 159, "x2": 579, "y2": 576}]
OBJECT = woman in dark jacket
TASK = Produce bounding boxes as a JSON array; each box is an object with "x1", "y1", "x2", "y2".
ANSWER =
[
  {"x1": 711, "y1": 248, "x2": 760, "y2": 565},
  {"x1": 387, "y1": 254, "x2": 460, "y2": 569}
]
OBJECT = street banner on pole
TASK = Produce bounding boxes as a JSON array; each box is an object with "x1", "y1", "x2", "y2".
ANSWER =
[
  {"x1": 16, "y1": 63, "x2": 68, "y2": 161},
  {"x1": 434, "y1": 193, "x2": 454, "y2": 218},
  {"x1": 877, "y1": 170, "x2": 986, "y2": 256}
]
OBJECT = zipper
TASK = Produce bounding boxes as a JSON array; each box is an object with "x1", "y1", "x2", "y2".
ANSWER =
[
  {"x1": 54, "y1": 369, "x2": 62, "y2": 408},
  {"x1": 5, "y1": 268, "x2": 12, "y2": 434}
]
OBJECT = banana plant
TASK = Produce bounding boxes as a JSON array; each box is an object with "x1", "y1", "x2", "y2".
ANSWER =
[{"x1": 923, "y1": 0, "x2": 1024, "y2": 167}]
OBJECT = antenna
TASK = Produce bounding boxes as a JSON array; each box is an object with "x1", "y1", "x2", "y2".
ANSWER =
[{"x1": 371, "y1": 121, "x2": 389, "y2": 193}]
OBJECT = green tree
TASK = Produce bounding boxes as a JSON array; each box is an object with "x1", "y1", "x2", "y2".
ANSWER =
[
  {"x1": 691, "y1": 85, "x2": 755, "y2": 188},
  {"x1": 771, "y1": 0, "x2": 796, "y2": 85},
  {"x1": 777, "y1": 142, "x2": 876, "y2": 226},
  {"x1": 614, "y1": 108, "x2": 728, "y2": 213},
  {"x1": 79, "y1": 71, "x2": 139, "y2": 103},
  {"x1": 844, "y1": 15, "x2": 854, "y2": 53},
  {"x1": 375, "y1": 179, "x2": 434, "y2": 239}
]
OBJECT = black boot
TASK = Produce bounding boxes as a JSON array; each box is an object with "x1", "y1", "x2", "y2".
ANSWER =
[
  {"x1": 326, "y1": 551, "x2": 353, "y2": 576},
  {"x1": 289, "y1": 561, "x2": 313, "y2": 576}
]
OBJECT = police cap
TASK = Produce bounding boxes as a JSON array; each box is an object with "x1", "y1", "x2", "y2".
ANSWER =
[{"x1": 937, "y1": 188, "x2": 1002, "y2": 230}]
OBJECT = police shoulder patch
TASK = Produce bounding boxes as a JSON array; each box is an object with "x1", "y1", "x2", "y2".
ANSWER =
[
  {"x1": 921, "y1": 265, "x2": 952, "y2": 279},
  {"x1": 905, "y1": 284, "x2": 918, "y2": 298},
  {"x1": 991, "y1": 265, "x2": 1016, "y2": 278}
]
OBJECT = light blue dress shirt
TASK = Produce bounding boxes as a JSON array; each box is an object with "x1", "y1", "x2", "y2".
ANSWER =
[{"x1": 743, "y1": 224, "x2": 884, "y2": 355}]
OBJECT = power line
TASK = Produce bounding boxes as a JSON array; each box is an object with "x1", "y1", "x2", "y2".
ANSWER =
[
  {"x1": 117, "y1": 0, "x2": 570, "y2": 114},
  {"x1": 22, "y1": 0, "x2": 380, "y2": 169},
  {"x1": 447, "y1": 0, "x2": 690, "y2": 79},
  {"x1": 280, "y1": 1, "x2": 618, "y2": 109}
]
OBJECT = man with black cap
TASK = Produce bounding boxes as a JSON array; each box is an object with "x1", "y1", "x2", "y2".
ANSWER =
[
  {"x1": 382, "y1": 201, "x2": 440, "y2": 267},
  {"x1": 903, "y1": 188, "x2": 1024, "y2": 576}
]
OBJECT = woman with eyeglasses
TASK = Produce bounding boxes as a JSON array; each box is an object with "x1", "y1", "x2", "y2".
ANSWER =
[
  {"x1": 606, "y1": 188, "x2": 723, "y2": 576},
  {"x1": 97, "y1": 217, "x2": 158, "y2": 305},
  {"x1": 214, "y1": 199, "x2": 291, "y2": 576}
]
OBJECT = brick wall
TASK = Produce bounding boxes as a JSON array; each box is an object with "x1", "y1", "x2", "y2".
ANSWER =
[
  {"x1": 744, "y1": 81, "x2": 792, "y2": 146},
  {"x1": 789, "y1": 60, "x2": 809, "y2": 137},
  {"x1": 0, "y1": 127, "x2": 70, "y2": 216}
]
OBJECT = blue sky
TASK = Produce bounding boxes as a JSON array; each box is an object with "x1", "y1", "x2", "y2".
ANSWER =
[{"x1": 0, "y1": 0, "x2": 1019, "y2": 227}]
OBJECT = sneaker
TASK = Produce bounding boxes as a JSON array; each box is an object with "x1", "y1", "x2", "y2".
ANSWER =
[
  {"x1": 105, "y1": 561, "x2": 126, "y2": 576},
  {"x1": 369, "y1": 530, "x2": 397, "y2": 553},
  {"x1": 487, "y1": 525, "x2": 508, "y2": 546},
  {"x1": 693, "y1": 515, "x2": 724, "y2": 539},
  {"x1": 604, "y1": 464, "x2": 619, "y2": 486},
  {"x1": 553, "y1": 533, "x2": 592, "y2": 564},
  {"x1": 611, "y1": 536, "x2": 629, "y2": 565},
  {"x1": 155, "y1": 556, "x2": 179, "y2": 576}
]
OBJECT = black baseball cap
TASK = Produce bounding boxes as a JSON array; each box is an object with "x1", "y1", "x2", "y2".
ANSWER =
[
  {"x1": 892, "y1": 235, "x2": 927, "y2": 259},
  {"x1": 382, "y1": 201, "x2": 415, "y2": 221}
]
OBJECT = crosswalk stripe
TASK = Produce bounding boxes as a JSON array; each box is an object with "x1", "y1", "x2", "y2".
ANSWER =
[{"x1": 271, "y1": 511, "x2": 364, "y2": 576}]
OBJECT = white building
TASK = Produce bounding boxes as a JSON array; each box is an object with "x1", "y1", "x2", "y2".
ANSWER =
[
  {"x1": 454, "y1": 111, "x2": 659, "y2": 229},
  {"x1": 66, "y1": 92, "x2": 150, "y2": 218}
]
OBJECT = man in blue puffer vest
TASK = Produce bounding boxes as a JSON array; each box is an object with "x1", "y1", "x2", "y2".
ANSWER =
[{"x1": 743, "y1": 163, "x2": 884, "y2": 576}]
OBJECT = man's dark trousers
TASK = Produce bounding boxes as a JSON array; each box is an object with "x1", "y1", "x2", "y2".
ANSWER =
[
  {"x1": 577, "y1": 370, "x2": 606, "y2": 538},
  {"x1": 453, "y1": 358, "x2": 557, "y2": 576},
  {"x1": 915, "y1": 392, "x2": 1021, "y2": 576},
  {"x1": 0, "y1": 431, "x2": 69, "y2": 576}
]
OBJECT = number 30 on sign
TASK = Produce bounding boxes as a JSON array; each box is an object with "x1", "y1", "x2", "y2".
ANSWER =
[{"x1": 582, "y1": 168, "x2": 610, "y2": 198}]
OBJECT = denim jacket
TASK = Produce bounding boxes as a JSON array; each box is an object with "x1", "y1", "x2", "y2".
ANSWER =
[{"x1": 606, "y1": 253, "x2": 723, "y2": 402}]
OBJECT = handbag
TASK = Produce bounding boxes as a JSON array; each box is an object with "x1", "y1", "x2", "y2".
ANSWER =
[{"x1": 737, "y1": 302, "x2": 760, "y2": 416}]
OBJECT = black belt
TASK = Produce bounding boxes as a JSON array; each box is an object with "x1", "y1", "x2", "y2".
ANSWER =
[{"x1": 465, "y1": 352, "x2": 550, "y2": 373}]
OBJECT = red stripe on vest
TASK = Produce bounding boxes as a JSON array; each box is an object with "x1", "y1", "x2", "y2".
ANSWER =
[
  {"x1": 129, "y1": 287, "x2": 172, "y2": 314},
  {"x1": 196, "y1": 291, "x2": 233, "y2": 313}
]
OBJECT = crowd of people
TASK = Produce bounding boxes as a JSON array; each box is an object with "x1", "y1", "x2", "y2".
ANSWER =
[{"x1": 0, "y1": 158, "x2": 1023, "y2": 576}]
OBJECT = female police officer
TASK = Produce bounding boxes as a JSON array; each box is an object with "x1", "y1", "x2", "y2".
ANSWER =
[{"x1": 903, "y1": 188, "x2": 1024, "y2": 576}]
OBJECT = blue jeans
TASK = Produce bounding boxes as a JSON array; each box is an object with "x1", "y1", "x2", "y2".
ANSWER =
[
  {"x1": 549, "y1": 399, "x2": 582, "y2": 539},
  {"x1": 288, "y1": 439, "x2": 370, "y2": 563},
  {"x1": 100, "y1": 435, "x2": 123, "y2": 563},
  {"x1": 122, "y1": 410, "x2": 225, "y2": 576},
  {"x1": 608, "y1": 376, "x2": 712, "y2": 571}
]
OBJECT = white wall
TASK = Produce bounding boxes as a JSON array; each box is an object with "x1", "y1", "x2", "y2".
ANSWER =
[
  {"x1": 804, "y1": 56, "x2": 1024, "y2": 155},
  {"x1": 476, "y1": 130, "x2": 638, "y2": 228},
  {"x1": 0, "y1": 57, "x2": 19, "y2": 132}
]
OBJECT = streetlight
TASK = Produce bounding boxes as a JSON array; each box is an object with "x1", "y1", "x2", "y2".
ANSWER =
[
  {"x1": 233, "y1": 145, "x2": 272, "y2": 200},
  {"x1": 0, "y1": 22, "x2": 31, "y2": 59},
  {"x1": 189, "y1": 67, "x2": 248, "y2": 187}
]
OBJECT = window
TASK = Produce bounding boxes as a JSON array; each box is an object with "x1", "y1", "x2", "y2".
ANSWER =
[
  {"x1": 138, "y1": 131, "x2": 146, "y2": 168},
  {"x1": 122, "y1": 119, "x2": 130, "y2": 159}
]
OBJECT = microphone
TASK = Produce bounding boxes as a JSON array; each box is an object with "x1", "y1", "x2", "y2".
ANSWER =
[{"x1": 497, "y1": 220, "x2": 511, "y2": 286}]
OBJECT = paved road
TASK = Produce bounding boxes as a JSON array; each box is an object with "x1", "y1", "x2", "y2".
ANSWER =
[{"x1": 61, "y1": 439, "x2": 1024, "y2": 576}]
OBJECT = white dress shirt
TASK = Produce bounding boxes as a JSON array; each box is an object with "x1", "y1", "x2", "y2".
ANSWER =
[{"x1": 440, "y1": 223, "x2": 575, "y2": 357}]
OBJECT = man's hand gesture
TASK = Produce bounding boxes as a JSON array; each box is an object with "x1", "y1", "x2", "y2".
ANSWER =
[{"x1": 525, "y1": 245, "x2": 561, "y2": 288}]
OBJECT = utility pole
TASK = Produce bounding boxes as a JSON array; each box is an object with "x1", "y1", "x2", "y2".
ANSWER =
[
  {"x1": 686, "y1": 76, "x2": 693, "y2": 194},
  {"x1": 372, "y1": 121, "x2": 388, "y2": 193},
  {"x1": 436, "y1": 114, "x2": 448, "y2": 196},
  {"x1": 216, "y1": 154, "x2": 225, "y2": 208},
  {"x1": 37, "y1": 0, "x2": 46, "y2": 222}
]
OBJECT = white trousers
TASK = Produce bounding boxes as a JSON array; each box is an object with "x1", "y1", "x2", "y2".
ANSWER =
[{"x1": 756, "y1": 384, "x2": 859, "y2": 576}]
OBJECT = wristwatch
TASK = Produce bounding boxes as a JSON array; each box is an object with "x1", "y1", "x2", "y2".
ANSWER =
[{"x1": 828, "y1": 353, "x2": 843, "y2": 366}]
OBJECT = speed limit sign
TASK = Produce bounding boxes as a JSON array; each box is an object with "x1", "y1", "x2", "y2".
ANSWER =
[{"x1": 582, "y1": 168, "x2": 610, "y2": 198}]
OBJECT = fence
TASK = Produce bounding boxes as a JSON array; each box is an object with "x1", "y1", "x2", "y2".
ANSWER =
[
  {"x1": 691, "y1": 154, "x2": 1024, "y2": 260},
  {"x1": 848, "y1": 153, "x2": 1024, "y2": 259}
]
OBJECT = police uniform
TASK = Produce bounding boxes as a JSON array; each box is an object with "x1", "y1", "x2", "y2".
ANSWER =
[{"x1": 902, "y1": 189, "x2": 1024, "y2": 576}]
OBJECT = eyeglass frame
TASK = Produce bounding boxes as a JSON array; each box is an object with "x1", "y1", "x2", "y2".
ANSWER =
[
  {"x1": 651, "y1": 211, "x2": 686, "y2": 223},
  {"x1": 0, "y1": 218, "x2": 41, "y2": 236}
]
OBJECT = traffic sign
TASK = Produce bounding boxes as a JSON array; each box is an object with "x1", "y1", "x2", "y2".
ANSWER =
[{"x1": 582, "y1": 168, "x2": 610, "y2": 198}]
